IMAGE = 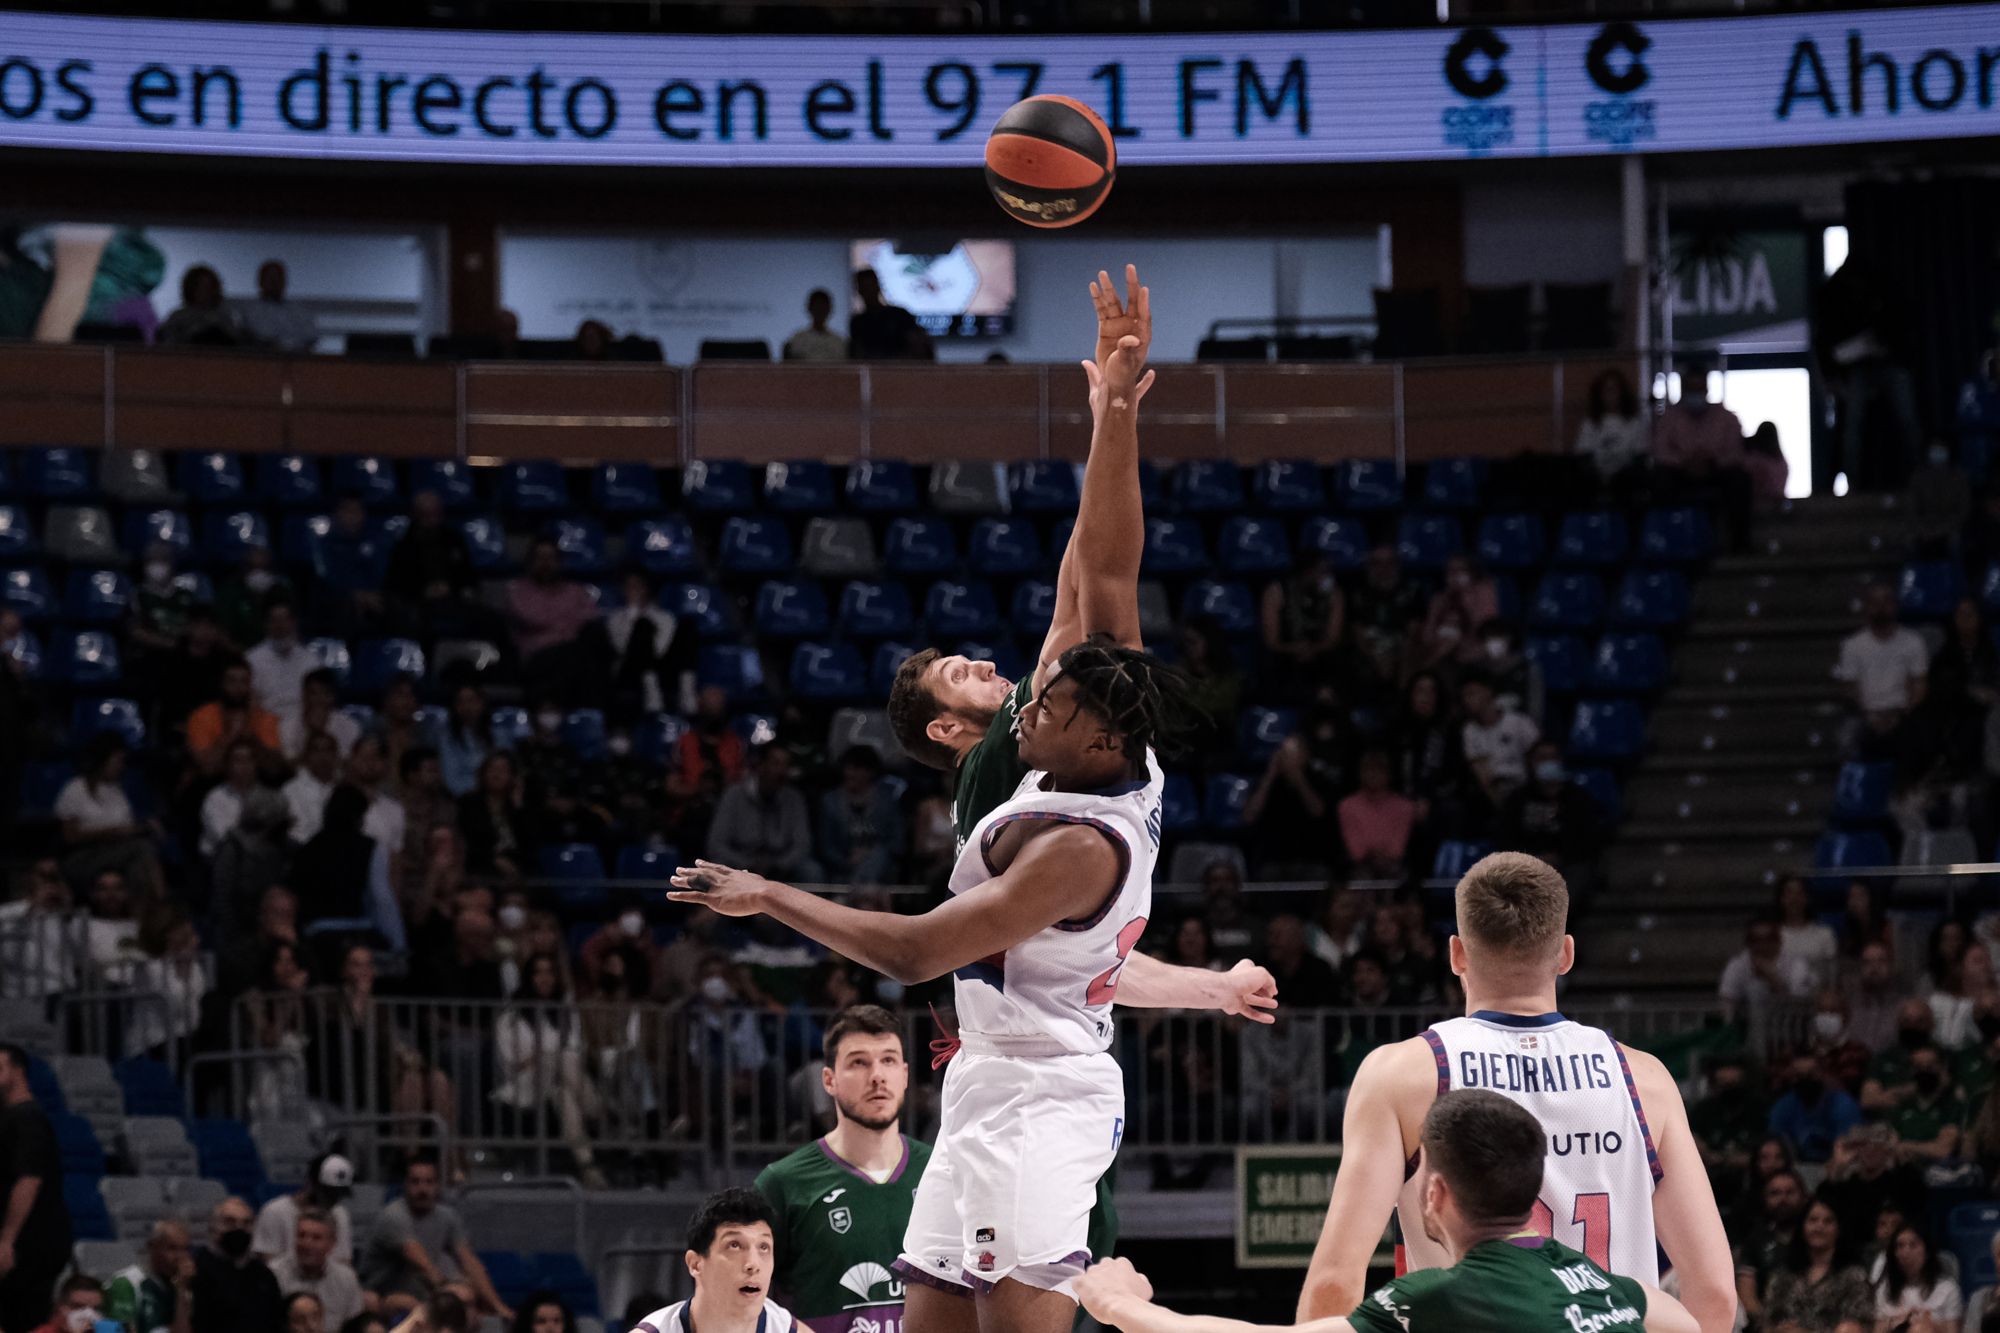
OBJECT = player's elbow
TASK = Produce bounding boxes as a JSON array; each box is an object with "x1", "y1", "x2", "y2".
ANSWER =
[
  {"x1": 1296, "y1": 1271, "x2": 1357, "y2": 1322},
  {"x1": 878, "y1": 930, "x2": 946, "y2": 986},
  {"x1": 1680, "y1": 1271, "x2": 1739, "y2": 1333}
]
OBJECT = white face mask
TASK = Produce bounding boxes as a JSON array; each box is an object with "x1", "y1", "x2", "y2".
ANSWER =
[
  {"x1": 497, "y1": 904, "x2": 527, "y2": 932},
  {"x1": 535, "y1": 710, "x2": 563, "y2": 735},
  {"x1": 607, "y1": 734, "x2": 632, "y2": 758},
  {"x1": 700, "y1": 975, "x2": 732, "y2": 1004},
  {"x1": 1812, "y1": 1012, "x2": 1846, "y2": 1042},
  {"x1": 144, "y1": 560, "x2": 173, "y2": 587},
  {"x1": 65, "y1": 1308, "x2": 97, "y2": 1333},
  {"x1": 1485, "y1": 637, "x2": 1509, "y2": 659},
  {"x1": 620, "y1": 911, "x2": 645, "y2": 938},
  {"x1": 245, "y1": 569, "x2": 276, "y2": 592}
]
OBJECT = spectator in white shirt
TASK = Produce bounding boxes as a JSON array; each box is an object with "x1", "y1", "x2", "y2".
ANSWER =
[
  {"x1": 54, "y1": 732, "x2": 166, "y2": 900},
  {"x1": 236, "y1": 260, "x2": 319, "y2": 353},
  {"x1": 1776, "y1": 875, "x2": 1839, "y2": 992},
  {"x1": 127, "y1": 912, "x2": 209, "y2": 1059},
  {"x1": 1459, "y1": 675, "x2": 1540, "y2": 803},
  {"x1": 781, "y1": 288, "x2": 847, "y2": 362},
  {"x1": 286, "y1": 732, "x2": 342, "y2": 845},
  {"x1": 199, "y1": 739, "x2": 263, "y2": 858},
  {"x1": 282, "y1": 669, "x2": 362, "y2": 762},
  {"x1": 0, "y1": 858, "x2": 78, "y2": 998},
  {"x1": 604, "y1": 570, "x2": 685, "y2": 717},
  {"x1": 1834, "y1": 583, "x2": 1930, "y2": 722},
  {"x1": 345, "y1": 736, "x2": 407, "y2": 853},
  {"x1": 1719, "y1": 916, "x2": 1816, "y2": 1026},
  {"x1": 1574, "y1": 367, "x2": 1652, "y2": 490},
  {"x1": 85, "y1": 868, "x2": 142, "y2": 986},
  {"x1": 248, "y1": 602, "x2": 314, "y2": 733},
  {"x1": 1874, "y1": 1224, "x2": 1963, "y2": 1332}
]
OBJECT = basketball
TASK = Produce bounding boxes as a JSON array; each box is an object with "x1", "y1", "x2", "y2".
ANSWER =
[{"x1": 984, "y1": 95, "x2": 1117, "y2": 229}]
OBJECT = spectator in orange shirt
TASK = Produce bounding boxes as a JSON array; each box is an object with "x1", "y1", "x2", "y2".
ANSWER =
[
  {"x1": 1336, "y1": 748, "x2": 1418, "y2": 879},
  {"x1": 667, "y1": 686, "x2": 746, "y2": 854},
  {"x1": 187, "y1": 657, "x2": 282, "y2": 777}
]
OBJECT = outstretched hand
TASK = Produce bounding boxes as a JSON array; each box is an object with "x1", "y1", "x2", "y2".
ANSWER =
[
  {"x1": 1083, "y1": 334, "x2": 1156, "y2": 418},
  {"x1": 1091, "y1": 263, "x2": 1151, "y2": 372},
  {"x1": 668, "y1": 860, "x2": 775, "y2": 918},
  {"x1": 1219, "y1": 958, "x2": 1280, "y2": 1024}
]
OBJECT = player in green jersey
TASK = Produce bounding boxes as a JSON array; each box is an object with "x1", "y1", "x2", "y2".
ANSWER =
[
  {"x1": 757, "y1": 1005, "x2": 929, "y2": 1333},
  {"x1": 1072, "y1": 1091, "x2": 1698, "y2": 1333}
]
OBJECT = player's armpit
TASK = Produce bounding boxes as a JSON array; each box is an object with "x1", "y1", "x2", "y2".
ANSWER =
[
  {"x1": 1297, "y1": 1038, "x2": 1436, "y2": 1321},
  {"x1": 1638, "y1": 1284, "x2": 1700, "y2": 1333},
  {"x1": 1626, "y1": 1046, "x2": 1737, "y2": 1333}
]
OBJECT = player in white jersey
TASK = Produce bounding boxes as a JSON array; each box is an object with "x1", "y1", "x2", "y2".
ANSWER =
[
  {"x1": 632, "y1": 1187, "x2": 797, "y2": 1333},
  {"x1": 672, "y1": 636, "x2": 1192, "y2": 1333},
  {"x1": 1296, "y1": 852, "x2": 1737, "y2": 1333}
]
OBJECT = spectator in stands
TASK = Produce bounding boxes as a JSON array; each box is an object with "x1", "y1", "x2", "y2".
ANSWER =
[
  {"x1": 294, "y1": 784, "x2": 406, "y2": 952},
  {"x1": 1769, "y1": 1051, "x2": 1864, "y2": 1163},
  {"x1": 1174, "y1": 617, "x2": 1243, "y2": 761},
  {"x1": 817, "y1": 745, "x2": 904, "y2": 885},
  {"x1": 1774, "y1": 876, "x2": 1840, "y2": 993},
  {"x1": 580, "y1": 941, "x2": 664, "y2": 1138},
  {"x1": 210, "y1": 787, "x2": 293, "y2": 948},
  {"x1": 188, "y1": 657, "x2": 283, "y2": 777},
  {"x1": 1244, "y1": 689, "x2": 1351, "y2": 878},
  {"x1": 495, "y1": 951, "x2": 607, "y2": 1188},
  {"x1": 191, "y1": 1196, "x2": 284, "y2": 1333},
  {"x1": 1835, "y1": 582, "x2": 1930, "y2": 747},
  {"x1": 86, "y1": 868, "x2": 144, "y2": 988},
  {"x1": 283, "y1": 733, "x2": 340, "y2": 848},
  {"x1": 600, "y1": 570, "x2": 687, "y2": 721},
  {"x1": 506, "y1": 539, "x2": 599, "y2": 702},
  {"x1": 127, "y1": 911, "x2": 209, "y2": 1061},
  {"x1": 907, "y1": 794, "x2": 955, "y2": 890},
  {"x1": 1653, "y1": 357, "x2": 1752, "y2": 550},
  {"x1": 1875, "y1": 1225, "x2": 1963, "y2": 1331},
  {"x1": 669, "y1": 686, "x2": 747, "y2": 854},
  {"x1": 342, "y1": 737, "x2": 406, "y2": 855},
  {"x1": 1742, "y1": 422, "x2": 1791, "y2": 508},
  {"x1": 1495, "y1": 740, "x2": 1606, "y2": 888},
  {"x1": 385, "y1": 1291, "x2": 465, "y2": 1333},
  {"x1": 1258, "y1": 914, "x2": 1340, "y2": 1009},
  {"x1": 1424, "y1": 555, "x2": 1500, "y2": 652},
  {"x1": 1721, "y1": 916, "x2": 1816, "y2": 1028},
  {"x1": 1306, "y1": 885, "x2": 1367, "y2": 974},
  {"x1": 395, "y1": 747, "x2": 453, "y2": 877},
  {"x1": 709, "y1": 744, "x2": 823, "y2": 884},
  {"x1": 1960, "y1": 346, "x2": 2000, "y2": 480},
  {"x1": 1922, "y1": 597, "x2": 1999, "y2": 771},
  {"x1": 315, "y1": 498, "x2": 387, "y2": 637},
  {"x1": 247, "y1": 603, "x2": 312, "y2": 736},
  {"x1": 160, "y1": 606, "x2": 231, "y2": 733},
  {"x1": 417, "y1": 896, "x2": 504, "y2": 1005},
  {"x1": 1908, "y1": 438, "x2": 1972, "y2": 560},
  {"x1": 1459, "y1": 675, "x2": 1538, "y2": 809},
  {"x1": 1759, "y1": 1198, "x2": 1873, "y2": 1333},
  {"x1": 157, "y1": 264, "x2": 243, "y2": 346},
  {"x1": 1808, "y1": 989, "x2": 1873, "y2": 1096},
  {"x1": 256, "y1": 1154, "x2": 356, "y2": 1267},
  {"x1": 1260, "y1": 550, "x2": 1345, "y2": 704},
  {"x1": 578, "y1": 896, "x2": 661, "y2": 993},
  {"x1": 1336, "y1": 749, "x2": 1417, "y2": 879},
  {"x1": 1735, "y1": 1163, "x2": 1808, "y2": 1317},
  {"x1": 268, "y1": 1205, "x2": 367, "y2": 1332},
  {"x1": 456, "y1": 752, "x2": 530, "y2": 880},
  {"x1": 783, "y1": 288, "x2": 846, "y2": 362},
  {"x1": 29, "y1": 1274, "x2": 105, "y2": 1333},
  {"x1": 686, "y1": 956, "x2": 773, "y2": 1135},
  {"x1": 105, "y1": 1220, "x2": 195, "y2": 1333},
  {"x1": 216, "y1": 545, "x2": 294, "y2": 655},
  {"x1": 55, "y1": 732, "x2": 165, "y2": 900},
  {"x1": 1820, "y1": 1123, "x2": 1926, "y2": 1250},
  {"x1": 284, "y1": 670, "x2": 360, "y2": 764},
  {"x1": 238, "y1": 261, "x2": 318, "y2": 353},
  {"x1": 1888, "y1": 1043, "x2": 1969, "y2": 1160},
  {"x1": 367, "y1": 676, "x2": 423, "y2": 793},
  {"x1": 1688, "y1": 1055, "x2": 1762, "y2": 1202},
  {"x1": 1842, "y1": 941, "x2": 1902, "y2": 1055},
  {"x1": 1575, "y1": 367, "x2": 1651, "y2": 493},
  {"x1": 1389, "y1": 673, "x2": 1470, "y2": 843},
  {"x1": 1408, "y1": 603, "x2": 1481, "y2": 694},
  {"x1": 1373, "y1": 900, "x2": 1445, "y2": 1005},
  {"x1": 383, "y1": 492, "x2": 480, "y2": 644},
  {"x1": 1198, "y1": 859, "x2": 1260, "y2": 964},
  {"x1": 0, "y1": 858, "x2": 77, "y2": 999},
  {"x1": 361, "y1": 1157, "x2": 507, "y2": 1321},
  {"x1": 847, "y1": 268, "x2": 930, "y2": 361},
  {"x1": 200, "y1": 737, "x2": 265, "y2": 858},
  {"x1": 1840, "y1": 880, "x2": 1894, "y2": 962},
  {"x1": 572, "y1": 319, "x2": 612, "y2": 361},
  {"x1": 129, "y1": 542, "x2": 199, "y2": 664},
  {"x1": 1348, "y1": 544, "x2": 1424, "y2": 693},
  {"x1": 0, "y1": 1041, "x2": 71, "y2": 1333},
  {"x1": 286, "y1": 1293, "x2": 322, "y2": 1333},
  {"x1": 435, "y1": 686, "x2": 491, "y2": 799}
]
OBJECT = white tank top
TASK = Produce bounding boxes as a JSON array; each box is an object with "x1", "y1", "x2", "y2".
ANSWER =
[
  {"x1": 945, "y1": 751, "x2": 1162, "y2": 1055},
  {"x1": 1395, "y1": 1011, "x2": 1663, "y2": 1285}
]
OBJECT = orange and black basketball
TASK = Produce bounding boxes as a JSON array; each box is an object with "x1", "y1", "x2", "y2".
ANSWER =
[{"x1": 984, "y1": 95, "x2": 1117, "y2": 229}]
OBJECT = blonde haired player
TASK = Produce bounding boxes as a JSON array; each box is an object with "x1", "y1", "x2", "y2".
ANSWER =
[{"x1": 1295, "y1": 852, "x2": 1736, "y2": 1333}]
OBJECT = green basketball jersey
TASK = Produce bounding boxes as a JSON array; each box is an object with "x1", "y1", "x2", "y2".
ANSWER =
[
  {"x1": 756, "y1": 1136, "x2": 932, "y2": 1333},
  {"x1": 1347, "y1": 1237, "x2": 1649, "y2": 1333},
  {"x1": 950, "y1": 675, "x2": 1034, "y2": 854}
]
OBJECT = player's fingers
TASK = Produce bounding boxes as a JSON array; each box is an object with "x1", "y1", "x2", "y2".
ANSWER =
[
  {"x1": 1133, "y1": 369, "x2": 1156, "y2": 400},
  {"x1": 1081, "y1": 360, "x2": 1101, "y2": 389},
  {"x1": 664, "y1": 892, "x2": 697, "y2": 903},
  {"x1": 1137, "y1": 284, "x2": 1151, "y2": 326},
  {"x1": 1124, "y1": 263, "x2": 1140, "y2": 306}
]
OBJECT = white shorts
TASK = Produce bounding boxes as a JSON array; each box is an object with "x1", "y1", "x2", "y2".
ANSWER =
[{"x1": 893, "y1": 1043, "x2": 1124, "y2": 1296}]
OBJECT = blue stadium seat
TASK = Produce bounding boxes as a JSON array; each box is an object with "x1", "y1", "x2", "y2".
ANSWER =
[
  {"x1": 1473, "y1": 513, "x2": 1546, "y2": 571},
  {"x1": 1217, "y1": 517, "x2": 1292, "y2": 576},
  {"x1": 1611, "y1": 570, "x2": 1691, "y2": 628},
  {"x1": 204, "y1": 510, "x2": 270, "y2": 566},
  {"x1": 1638, "y1": 507, "x2": 1714, "y2": 564},
  {"x1": 312, "y1": 527, "x2": 388, "y2": 591},
  {"x1": 1173, "y1": 460, "x2": 1245, "y2": 514},
  {"x1": 870, "y1": 643, "x2": 921, "y2": 698},
  {"x1": 592, "y1": 462, "x2": 661, "y2": 514},
  {"x1": 718, "y1": 517, "x2": 793, "y2": 575},
  {"x1": 65, "y1": 569, "x2": 131, "y2": 624},
  {"x1": 967, "y1": 519, "x2": 1042, "y2": 576},
  {"x1": 560, "y1": 709, "x2": 607, "y2": 762},
  {"x1": 547, "y1": 517, "x2": 609, "y2": 575},
  {"x1": 838, "y1": 580, "x2": 915, "y2": 639},
  {"x1": 1253, "y1": 460, "x2": 1326, "y2": 513},
  {"x1": 1949, "y1": 1204, "x2": 2000, "y2": 1293},
  {"x1": 845, "y1": 460, "x2": 917, "y2": 514},
  {"x1": 123, "y1": 507, "x2": 194, "y2": 560},
  {"x1": 627, "y1": 517, "x2": 699, "y2": 576},
  {"x1": 498, "y1": 461, "x2": 565, "y2": 513},
  {"x1": 926, "y1": 582, "x2": 1000, "y2": 638},
  {"x1": 1396, "y1": 514, "x2": 1463, "y2": 570},
  {"x1": 754, "y1": 580, "x2": 831, "y2": 637},
  {"x1": 352, "y1": 639, "x2": 426, "y2": 693},
  {"x1": 174, "y1": 571, "x2": 214, "y2": 604},
  {"x1": 459, "y1": 516, "x2": 507, "y2": 572},
  {"x1": 56, "y1": 630, "x2": 121, "y2": 688},
  {"x1": 1567, "y1": 699, "x2": 1646, "y2": 761},
  {"x1": 480, "y1": 1253, "x2": 537, "y2": 1313},
  {"x1": 1432, "y1": 840, "x2": 1494, "y2": 881},
  {"x1": 330, "y1": 457, "x2": 399, "y2": 507},
  {"x1": 1814, "y1": 830, "x2": 1892, "y2": 871},
  {"x1": 254, "y1": 452, "x2": 324, "y2": 504},
  {"x1": 1010, "y1": 581, "x2": 1057, "y2": 636},
  {"x1": 64, "y1": 1177, "x2": 115, "y2": 1241},
  {"x1": 631, "y1": 715, "x2": 688, "y2": 770},
  {"x1": 662, "y1": 582, "x2": 731, "y2": 636},
  {"x1": 1529, "y1": 573, "x2": 1606, "y2": 631},
  {"x1": 1570, "y1": 768, "x2": 1623, "y2": 824},
  {"x1": 407, "y1": 459, "x2": 475, "y2": 511},
  {"x1": 1899, "y1": 560, "x2": 1963, "y2": 621},
  {"x1": 306, "y1": 638, "x2": 352, "y2": 686},
  {"x1": 192, "y1": 1120, "x2": 268, "y2": 1200},
  {"x1": 279, "y1": 513, "x2": 331, "y2": 566},
  {"x1": 113, "y1": 1059, "x2": 181, "y2": 1116},
  {"x1": 1831, "y1": 762, "x2": 1894, "y2": 824},
  {"x1": 617, "y1": 845, "x2": 682, "y2": 880},
  {"x1": 883, "y1": 518, "x2": 958, "y2": 575},
  {"x1": 1204, "y1": 774, "x2": 1253, "y2": 831},
  {"x1": 1587, "y1": 633, "x2": 1668, "y2": 693},
  {"x1": 0, "y1": 505, "x2": 32, "y2": 559},
  {"x1": 791, "y1": 641, "x2": 869, "y2": 702},
  {"x1": 20, "y1": 447, "x2": 92, "y2": 499},
  {"x1": 1161, "y1": 774, "x2": 1200, "y2": 835},
  {"x1": 5, "y1": 629, "x2": 42, "y2": 680},
  {"x1": 1142, "y1": 519, "x2": 1209, "y2": 575},
  {"x1": 763, "y1": 461, "x2": 836, "y2": 514},
  {"x1": 1182, "y1": 580, "x2": 1256, "y2": 636},
  {"x1": 698, "y1": 644, "x2": 766, "y2": 700},
  {"x1": 490, "y1": 706, "x2": 532, "y2": 751},
  {"x1": 1299, "y1": 517, "x2": 1369, "y2": 571},
  {"x1": 1333, "y1": 459, "x2": 1402, "y2": 511},
  {"x1": 25, "y1": 1059, "x2": 62, "y2": 1111},
  {"x1": 1422, "y1": 459, "x2": 1487, "y2": 511},
  {"x1": 72, "y1": 698, "x2": 144, "y2": 748},
  {"x1": 1009, "y1": 461, "x2": 1080, "y2": 514},
  {"x1": 52, "y1": 1114, "x2": 106, "y2": 1181},
  {"x1": 1237, "y1": 707, "x2": 1298, "y2": 765},
  {"x1": 957, "y1": 638, "x2": 1026, "y2": 684},
  {"x1": 683, "y1": 460, "x2": 755, "y2": 513},
  {"x1": 1554, "y1": 512, "x2": 1630, "y2": 567},
  {"x1": 540, "y1": 843, "x2": 608, "y2": 904},
  {"x1": 179, "y1": 451, "x2": 245, "y2": 504}
]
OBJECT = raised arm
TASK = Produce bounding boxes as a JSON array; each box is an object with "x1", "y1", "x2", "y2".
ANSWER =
[
  {"x1": 1626, "y1": 1046, "x2": 1737, "y2": 1333},
  {"x1": 669, "y1": 826, "x2": 1114, "y2": 984},
  {"x1": 1079, "y1": 1258, "x2": 1355, "y2": 1333},
  {"x1": 1117, "y1": 952, "x2": 1278, "y2": 1025}
]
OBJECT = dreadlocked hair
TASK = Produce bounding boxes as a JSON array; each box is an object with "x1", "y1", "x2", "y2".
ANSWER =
[{"x1": 1052, "y1": 637, "x2": 1200, "y2": 764}]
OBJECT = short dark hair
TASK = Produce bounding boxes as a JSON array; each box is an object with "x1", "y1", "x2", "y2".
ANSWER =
[
  {"x1": 58, "y1": 1273, "x2": 101, "y2": 1300},
  {"x1": 822, "y1": 1005, "x2": 902, "y2": 1067},
  {"x1": 686, "y1": 1186, "x2": 776, "y2": 1256},
  {"x1": 1456, "y1": 853, "x2": 1569, "y2": 964},
  {"x1": 422, "y1": 1289, "x2": 469, "y2": 1333},
  {"x1": 1420, "y1": 1089, "x2": 1546, "y2": 1224},
  {"x1": 0, "y1": 1042, "x2": 28, "y2": 1078},
  {"x1": 1051, "y1": 637, "x2": 1197, "y2": 762},
  {"x1": 886, "y1": 648, "x2": 953, "y2": 771},
  {"x1": 511, "y1": 1290, "x2": 578, "y2": 1333},
  {"x1": 399, "y1": 745, "x2": 439, "y2": 781},
  {"x1": 404, "y1": 1151, "x2": 441, "y2": 1181}
]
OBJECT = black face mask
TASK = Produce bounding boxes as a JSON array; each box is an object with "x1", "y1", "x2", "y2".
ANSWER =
[
  {"x1": 1899, "y1": 1027, "x2": 1930, "y2": 1051},
  {"x1": 218, "y1": 1229, "x2": 252, "y2": 1260},
  {"x1": 1914, "y1": 1070, "x2": 1943, "y2": 1095}
]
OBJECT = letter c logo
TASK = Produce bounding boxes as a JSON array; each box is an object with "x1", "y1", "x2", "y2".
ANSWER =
[
  {"x1": 1586, "y1": 21, "x2": 1651, "y2": 95},
  {"x1": 1445, "y1": 27, "x2": 1511, "y2": 100}
]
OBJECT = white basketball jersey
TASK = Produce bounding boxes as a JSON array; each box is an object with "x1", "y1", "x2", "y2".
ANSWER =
[
  {"x1": 1396, "y1": 1011, "x2": 1662, "y2": 1285},
  {"x1": 945, "y1": 751, "x2": 1162, "y2": 1055},
  {"x1": 634, "y1": 1299, "x2": 796, "y2": 1333}
]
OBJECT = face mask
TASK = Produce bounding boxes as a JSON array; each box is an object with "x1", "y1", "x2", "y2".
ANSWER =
[
  {"x1": 608, "y1": 734, "x2": 632, "y2": 758},
  {"x1": 1812, "y1": 1013, "x2": 1846, "y2": 1042},
  {"x1": 536, "y1": 710, "x2": 563, "y2": 735},
  {"x1": 1914, "y1": 1070, "x2": 1943, "y2": 1095},
  {"x1": 1485, "y1": 637, "x2": 1509, "y2": 659},
  {"x1": 245, "y1": 569, "x2": 276, "y2": 592},
  {"x1": 876, "y1": 979, "x2": 906, "y2": 1004},
  {"x1": 1899, "y1": 1027, "x2": 1929, "y2": 1051},
  {"x1": 1533, "y1": 761, "x2": 1565, "y2": 785},
  {"x1": 497, "y1": 904, "x2": 527, "y2": 932},
  {"x1": 144, "y1": 560, "x2": 172, "y2": 586},
  {"x1": 65, "y1": 1309, "x2": 96, "y2": 1333},
  {"x1": 620, "y1": 911, "x2": 645, "y2": 938},
  {"x1": 218, "y1": 1228, "x2": 252, "y2": 1260},
  {"x1": 1436, "y1": 624, "x2": 1462, "y2": 644},
  {"x1": 700, "y1": 975, "x2": 732, "y2": 1004}
]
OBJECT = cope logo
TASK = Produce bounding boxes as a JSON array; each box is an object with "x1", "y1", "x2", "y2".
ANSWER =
[
  {"x1": 1582, "y1": 21, "x2": 1658, "y2": 147},
  {"x1": 1440, "y1": 26, "x2": 1514, "y2": 154}
]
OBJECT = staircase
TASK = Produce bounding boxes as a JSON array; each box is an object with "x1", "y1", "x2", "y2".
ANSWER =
[{"x1": 1567, "y1": 496, "x2": 1912, "y2": 1000}]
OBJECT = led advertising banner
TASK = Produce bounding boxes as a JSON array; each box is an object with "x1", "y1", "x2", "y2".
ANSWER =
[{"x1": 0, "y1": 5, "x2": 1994, "y2": 166}]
